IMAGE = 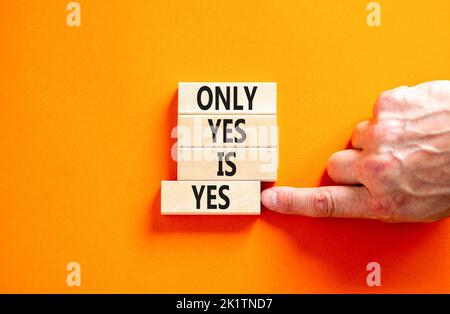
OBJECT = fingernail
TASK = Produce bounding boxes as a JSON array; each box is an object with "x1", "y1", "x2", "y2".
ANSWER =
[{"x1": 262, "y1": 189, "x2": 278, "y2": 209}]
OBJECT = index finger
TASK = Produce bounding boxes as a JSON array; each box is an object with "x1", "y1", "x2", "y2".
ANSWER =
[{"x1": 261, "y1": 186, "x2": 377, "y2": 219}]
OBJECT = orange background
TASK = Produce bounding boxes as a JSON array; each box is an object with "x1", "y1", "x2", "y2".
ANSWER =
[{"x1": 1, "y1": 0, "x2": 449, "y2": 293}]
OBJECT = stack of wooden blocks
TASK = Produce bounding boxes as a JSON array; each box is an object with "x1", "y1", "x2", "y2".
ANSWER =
[{"x1": 161, "y1": 82, "x2": 277, "y2": 215}]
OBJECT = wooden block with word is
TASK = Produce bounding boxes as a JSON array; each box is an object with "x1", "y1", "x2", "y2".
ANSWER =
[
  {"x1": 177, "y1": 148, "x2": 277, "y2": 181},
  {"x1": 161, "y1": 180, "x2": 260, "y2": 215},
  {"x1": 177, "y1": 115, "x2": 278, "y2": 148},
  {"x1": 178, "y1": 82, "x2": 276, "y2": 114}
]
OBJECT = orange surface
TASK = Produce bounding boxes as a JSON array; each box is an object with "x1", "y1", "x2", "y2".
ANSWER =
[{"x1": 0, "y1": 0, "x2": 449, "y2": 293}]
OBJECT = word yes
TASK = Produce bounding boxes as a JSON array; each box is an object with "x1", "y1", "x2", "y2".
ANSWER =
[
  {"x1": 192, "y1": 185, "x2": 230, "y2": 209},
  {"x1": 208, "y1": 118, "x2": 246, "y2": 143}
]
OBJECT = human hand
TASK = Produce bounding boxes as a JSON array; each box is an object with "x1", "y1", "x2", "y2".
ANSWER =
[{"x1": 262, "y1": 81, "x2": 450, "y2": 222}]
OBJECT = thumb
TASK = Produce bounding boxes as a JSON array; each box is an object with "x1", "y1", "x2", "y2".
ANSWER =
[{"x1": 261, "y1": 186, "x2": 376, "y2": 219}]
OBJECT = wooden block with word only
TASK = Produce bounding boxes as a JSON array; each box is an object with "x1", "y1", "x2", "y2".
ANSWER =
[
  {"x1": 161, "y1": 180, "x2": 260, "y2": 215},
  {"x1": 177, "y1": 148, "x2": 277, "y2": 181},
  {"x1": 178, "y1": 82, "x2": 276, "y2": 114},
  {"x1": 177, "y1": 115, "x2": 278, "y2": 148}
]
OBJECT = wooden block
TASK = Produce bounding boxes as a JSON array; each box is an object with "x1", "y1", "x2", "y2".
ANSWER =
[
  {"x1": 161, "y1": 180, "x2": 260, "y2": 215},
  {"x1": 177, "y1": 115, "x2": 278, "y2": 148},
  {"x1": 178, "y1": 82, "x2": 276, "y2": 114},
  {"x1": 177, "y1": 148, "x2": 277, "y2": 181}
]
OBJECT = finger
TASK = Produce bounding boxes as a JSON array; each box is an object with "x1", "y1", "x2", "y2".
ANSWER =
[
  {"x1": 373, "y1": 86, "x2": 410, "y2": 118},
  {"x1": 351, "y1": 120, "x2": 370, "y2": 149},
  {"x1": 327, "y1": 149, "x2": 362, "y2": 184},
  {"x1": 261, "y1": 186, "x2": 377, "y2": 219}
]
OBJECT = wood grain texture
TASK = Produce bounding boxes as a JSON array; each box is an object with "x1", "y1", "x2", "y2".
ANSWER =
[
  {"x1": 161, "y1": 180, "x2": 261, "y2": 215},
  {"x1": 177, "y1": 115, "x2": 278, "y2": 148},
  {"x1": 177, "y1": 148, "x2": 278, "y2": 181},
  {"x1": 178, "y1": 82, "x2": 276, "y2": 114}
]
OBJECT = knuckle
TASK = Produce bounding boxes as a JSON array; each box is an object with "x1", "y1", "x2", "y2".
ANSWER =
[
  {"x1": 311, "y1": 188, "x2": 336, "y2": 217},
  {"x1": 371, "y1": 120, "x2": 404, "y2": 144},
  {"x1": 374, "y1": 92, "x2": 393, "y2": 114},
  {"x1": 379, "y1": 90, "x2": 394, "y2": 103},
  {"x1": 370, "y1": 198, "x2": 393, "y2": 220},
  {"x1": 283, "y1": 190, "x2": 295, "y2": 213},
  {"x1": 361, "y1": 156, "x2": 379, "y2": 174},
  {"x1": 390, "y1": 86, "x2": 408, "y2": 101},
  {"x1": 369, "y1": 124, "x2": 386, "y2": 141},
  {"x1": 358, "y1": 155, "x2": 393, "y2": 183},
  {"x1": 374, "y1": 87, "x2": 409, "y2": 116},
  {"x1": 361, "y1": 155, "x2": 393, "y2": 177},
  {"x1": 426, "y1": 81, "x2": 450, "y2": 98},
  {"x1": 368, "y1": 125, "x2": 390, "y2": 144}
]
